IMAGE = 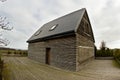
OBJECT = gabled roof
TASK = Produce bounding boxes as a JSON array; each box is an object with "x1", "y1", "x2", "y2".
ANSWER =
[{"x1": 27, "y1": 8, "x2": 86, "y2": 43}]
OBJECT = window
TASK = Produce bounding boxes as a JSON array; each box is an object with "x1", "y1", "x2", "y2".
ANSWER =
[
  {"x1": 34, "y1": 30, "x2": 42, "y2": 36},
  {"x1": 49, "y1": 24, "x2": 58, "y2": 31}
]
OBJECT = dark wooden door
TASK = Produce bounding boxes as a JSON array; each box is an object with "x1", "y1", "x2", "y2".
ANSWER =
[{"x1": 46, "y1": 48, "x2": 51, "y2": 65}]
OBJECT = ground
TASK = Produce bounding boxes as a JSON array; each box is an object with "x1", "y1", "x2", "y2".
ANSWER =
[{"x1": 2, "y1": 57, "x2": 120, "y2": 80}]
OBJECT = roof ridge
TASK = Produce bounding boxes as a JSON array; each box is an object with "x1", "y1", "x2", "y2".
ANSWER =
[{"x1": 45, "y1": 8, "x2": 86, "y2": 25}]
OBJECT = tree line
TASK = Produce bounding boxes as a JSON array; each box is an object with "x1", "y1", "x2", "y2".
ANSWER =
[
  {"x1": 95, "y1": 41, "x2": 120, "y2": 64},
  {"x1": 7, "y1": 50, "x2": 28, "y2": 56}
]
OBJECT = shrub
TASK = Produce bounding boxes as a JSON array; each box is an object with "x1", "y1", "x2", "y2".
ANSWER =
[
  {"x1": 7, "y1": 51, "x2": 11, "y2": 54},
  {"x1": 21, "y1": 51, "x2": 28, "y2": 56},
  {"x1": 19, "y1": 52, "x2": 22, "y2": 55},
  {"x1": 14, "y1": 51, "x2": 16, "y2": 54}
]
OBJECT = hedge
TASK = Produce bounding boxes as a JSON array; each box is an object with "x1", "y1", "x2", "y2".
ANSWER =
[{"x1": 95, "y1": 49, "x2": 113, "y2": 57}]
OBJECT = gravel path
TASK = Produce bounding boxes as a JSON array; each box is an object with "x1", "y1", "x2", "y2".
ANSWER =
[{"x1": 2, "y1": 57, "x2": 120, "y2": 80}]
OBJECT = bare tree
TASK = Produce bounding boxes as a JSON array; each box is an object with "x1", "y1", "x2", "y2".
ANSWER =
[
  {"x1": 0, "y1": 0, "x2": 13, "y2": 46},
  {"x1": 0, "y1": 16, "x2": 13, "y2": 30}
]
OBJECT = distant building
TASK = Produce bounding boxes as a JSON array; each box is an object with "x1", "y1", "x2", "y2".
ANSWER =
[{"x1": 27, "y1": 8, "x2": 95, "y2": 71}]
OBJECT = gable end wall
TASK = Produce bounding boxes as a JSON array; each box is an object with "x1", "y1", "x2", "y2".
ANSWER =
[
  {"x1": 75, "y1": 11, "x2": 95, "y2": 71},
  {"x1": 76, "y1": 33, "x2": 94, "y2": 71}
]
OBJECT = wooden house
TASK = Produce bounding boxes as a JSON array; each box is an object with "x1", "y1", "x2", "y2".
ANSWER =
[{"x1": 27, "y1": 8, "x2": 95, "y2": 71}]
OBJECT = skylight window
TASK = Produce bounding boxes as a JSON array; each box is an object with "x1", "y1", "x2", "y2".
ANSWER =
[
  {"x1": 49, "y1": 24, "x2": 58, "y2": 31},
  {"x1": 34, "y1": 30, "x2": 42, "y2": 36}
]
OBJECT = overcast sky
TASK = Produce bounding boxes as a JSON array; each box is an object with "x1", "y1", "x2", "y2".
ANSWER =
[{"x1": 0, "y1": 0, "x2": 120, "y2": 49}]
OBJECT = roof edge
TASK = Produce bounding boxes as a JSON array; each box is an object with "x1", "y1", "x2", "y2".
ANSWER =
[{"x1": 27, "y1": 30, "x2": 75, "y2": 43}]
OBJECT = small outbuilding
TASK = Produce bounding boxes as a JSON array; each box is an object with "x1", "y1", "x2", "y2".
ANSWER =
[{"x1": 27, "y1": 8, "x2": 95, "y2": 71}]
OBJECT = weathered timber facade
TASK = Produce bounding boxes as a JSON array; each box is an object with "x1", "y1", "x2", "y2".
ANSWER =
[
  {"x1": 27, "y1": 8, "x2": 95, "y2": 71},
  {"x1": 28, "y1": 36, "x2": 76, "y2": 71}
]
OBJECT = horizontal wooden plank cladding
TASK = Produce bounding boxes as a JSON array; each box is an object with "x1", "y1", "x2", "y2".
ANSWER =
[
  {"x1": 28, "y1": 36, "x2": 76, "y2": 71},
  {"x1": 76, "y1": 33, "x2": 94, "y2": 71}
]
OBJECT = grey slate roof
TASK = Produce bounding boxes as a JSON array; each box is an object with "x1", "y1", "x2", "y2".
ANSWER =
[{"x1": 27, "y1": 8, "x2": 86, "y2": 43}]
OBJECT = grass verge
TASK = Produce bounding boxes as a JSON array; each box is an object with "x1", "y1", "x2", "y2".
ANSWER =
[
  {"x1": 2, "y1": 63, "x2": 12, "y2": 80},
  {"x1": 112, "y1": 60, "x2": 120, "y2": 68}
]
